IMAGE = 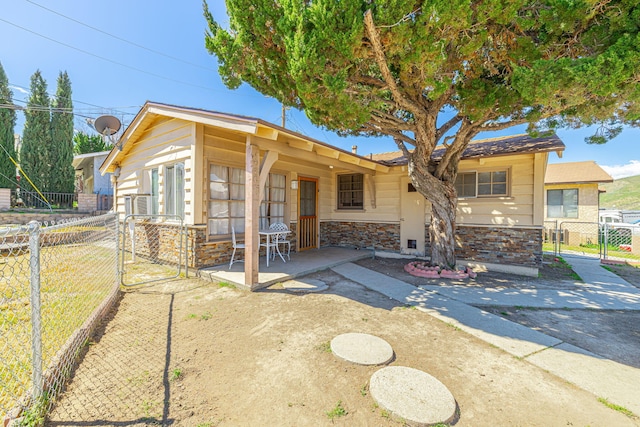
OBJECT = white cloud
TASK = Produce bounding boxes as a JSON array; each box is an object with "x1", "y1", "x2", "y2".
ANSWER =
[
  {"x1": 602, "y1": 160, "x2": 640, "y2": 179},
  {"x1": 9, "y1": 85, "x2": 29, "y2": 95}
]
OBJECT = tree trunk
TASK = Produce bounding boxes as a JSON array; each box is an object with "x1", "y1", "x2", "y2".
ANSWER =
[
  {"x1": 406, "y1": 141, "x2": 460, "y2": 268},
  {"x1": 427, "y1": 185, "x2": 458, "y2": 268}
]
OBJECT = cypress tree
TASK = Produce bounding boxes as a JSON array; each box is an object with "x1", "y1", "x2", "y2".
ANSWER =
[
  {"x1": 20, "y1": 70, "x2": 50, "y2": 195},
  {"x1": 50, "y1": 71, "x2": 74, "y2": 193},
  {"x1": 0, "y1": 62, "x2": 17, "y2": 189}
]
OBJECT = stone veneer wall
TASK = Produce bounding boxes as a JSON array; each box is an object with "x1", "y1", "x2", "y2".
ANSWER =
[
  {"x1": 320, "y1": 221, "x2": 401, "y2": 251},
  {"x1": 319, "y1": 221, "x2": 541, "y2": 269},
  {"x1": 151, "y1": 221, "x2": 542, "y2": 270},
  {"x1": 187, "y1": 222, "x2": 299, "y2": 269},
  {"x1": 451, "y1": 225, "x2": 543, "y2": 268}
]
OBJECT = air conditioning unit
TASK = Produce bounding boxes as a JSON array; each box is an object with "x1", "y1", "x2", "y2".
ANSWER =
[{"x1": 133, "y1": 195, "x2": 152, "y2": 215}]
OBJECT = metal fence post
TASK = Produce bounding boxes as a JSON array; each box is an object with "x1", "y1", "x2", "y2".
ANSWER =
[
  {"x1": 28, "y1": 220, "x2": 42, "y2": 400},
  {"x1": 603, "y1": 223, "x2": 609, "y2": 260}
]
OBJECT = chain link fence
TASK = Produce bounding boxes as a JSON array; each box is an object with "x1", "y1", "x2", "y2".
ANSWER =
[
  {"x1": 543, "y1": 220, "x2": 640, "y2": 261},
  {"x1": 121, "y1": 215, "x2": 187, "y2": 287},
  {"x1": 1, "y1": 213, "x2": 119, "y2": 425}
]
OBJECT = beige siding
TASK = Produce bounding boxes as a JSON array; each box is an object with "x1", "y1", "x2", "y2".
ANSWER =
[
  {"x1": 455, "y1": 154, "x2": 536, "y2": 226},
  {"x1": 544, "y1": 183, "x2": 600, "y2": 223},
  {"x1": 115, "y1": 117, "x2": 194, "y2": 221}
]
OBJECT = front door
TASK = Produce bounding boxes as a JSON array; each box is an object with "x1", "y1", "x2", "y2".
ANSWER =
[
  {"x1": 400, "y1": 177, "x2": 426, "y2": 256},
  {"x1": 298, "y1": 177, "x2": 318, "y2": 250}
]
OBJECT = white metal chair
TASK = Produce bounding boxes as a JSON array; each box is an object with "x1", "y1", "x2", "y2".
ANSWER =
[
  {"x1": 229, "y1": 226, "x2": 245, "y2": 269},
  {"x1": 268, "y1": 222, "x2": 291, "y2": 260}
]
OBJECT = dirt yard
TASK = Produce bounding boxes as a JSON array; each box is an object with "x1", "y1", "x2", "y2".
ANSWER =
[{"x1": 46, "y1": 262, "x2": 639, "y2": 426}]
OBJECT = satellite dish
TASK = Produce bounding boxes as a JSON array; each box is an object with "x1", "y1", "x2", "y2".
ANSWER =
[{"x1": 94, "y1": 115, "x2": 121, "y2": 136}]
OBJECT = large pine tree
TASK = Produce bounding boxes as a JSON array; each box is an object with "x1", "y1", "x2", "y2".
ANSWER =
[
  {"x1": 50, "y1": 71, "x2": 74, "y2": 193},
  {"x1": 0, "y1": 62, "x2": 17, "y2": 189},
  {"x1": 20, "y1": 70, "x2": 50, "y2": 194}
]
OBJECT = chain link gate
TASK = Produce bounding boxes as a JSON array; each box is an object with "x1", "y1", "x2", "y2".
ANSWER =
[
  {"x1": 121, "y1": 214, "x2": 188, "y2": 286},
  {"x1": 544, "y1": 220, "x2": 640, "y2": 261}
]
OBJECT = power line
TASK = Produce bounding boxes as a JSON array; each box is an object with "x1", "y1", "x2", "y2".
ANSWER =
[
  {"x1": 0, "y1": 17, "x2": 221, "y2": 93},
  {"x1": 24, "y1": 0, "x2": 217, "y2": 73}
]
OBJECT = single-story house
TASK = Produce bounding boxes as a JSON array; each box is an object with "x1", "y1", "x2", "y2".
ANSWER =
[
  {"x1": 544, "y1": 161, "x2": 613, "y2": 224},
  {"x1": 100, "y1": 102, "x2": 564, "y2": 289},
  {"x1": 73, "y1": 151, "x2": 114, "y2": 211}
]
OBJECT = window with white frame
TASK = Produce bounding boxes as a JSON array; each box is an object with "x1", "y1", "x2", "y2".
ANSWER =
[
  {"x1": 165, "y1": 163, "x2": 185, "y2": 218},
  {"x1": 547, "y1": 189, "x2": 578, "y2": 218},
  {"x1": 455, "y1": 170, "x2": 508, "y2": 198},
  {"x1": 151, "y1": 168, "x2": 159, "y2": 215},
  {"x1": 208, "y1": 164, "x2": 286, "y2": 236},
  {"x1": 337, "y1": 173, "x2": 364, "y2": 210}
]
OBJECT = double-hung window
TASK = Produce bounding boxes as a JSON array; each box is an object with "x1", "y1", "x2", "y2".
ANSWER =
[
  {"x1": 337, "y1": 173, "x2": 364, "y2": 210},
  {"x1": 166, "y1": 163, "x2": 185, "y2": 218},
  {"x1": 547, "y1": 189, "x2": 578, "y2": 218},
  {"x1": 208, "y1": 164, "x2": 286, "y2": 237},
  {"x1": 455, "y1": 170, "x2": 508, "y2": 198}
]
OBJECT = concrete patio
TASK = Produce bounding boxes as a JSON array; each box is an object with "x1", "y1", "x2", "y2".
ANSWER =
[{"x1": 197, "y1": 246, "x2": 373, "y2": 289}]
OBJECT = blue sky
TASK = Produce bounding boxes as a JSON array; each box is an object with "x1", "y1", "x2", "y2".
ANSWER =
[{"x1": 1, "y1": 0, "x2": 639, "y2": 178}]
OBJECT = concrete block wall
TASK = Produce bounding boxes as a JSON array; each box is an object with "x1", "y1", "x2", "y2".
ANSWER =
[
  {"x1": 77, "y1": 193, "x2": 97, "y2": 212},
  {"x1": 0, "y1": 188, "x2": 10, "y2": 210}
]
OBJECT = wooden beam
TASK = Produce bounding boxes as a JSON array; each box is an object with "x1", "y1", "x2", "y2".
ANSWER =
[
  {"x1": 259, "y1": 151, "x2": 279, "y2": 201},
  {"x1": 256, "y1": 126, "x2": 279, "y2": 140},
  {"x1": 288, "y1": 139, "x2": 314, "y2": 151},
  {"x1": 192, "y1": 123, "x2": 205, "y2": 224},
  {"x1": 253, "y1": 136, "x2": 385, "y2": 174},
  {"x1": 244, "y1": 137, "x2": 260, "y2": 288},
  {"x1": 366, "y1": 174, "x2": 376, "y2": 209}
]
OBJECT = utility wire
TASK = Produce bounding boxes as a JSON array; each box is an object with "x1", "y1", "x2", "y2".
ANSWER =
[
  {"x1": 10, "y1": 82, "x2": 139, "y2": 116},
  {"x1": 24, "y1": 0, "x2": 217, "y2": 72},
  {"x1": 0, "y1": 17, "x2": 220, "y2": 93},
  {"x1": 0, "y1": 140, "x2": 51, "y2": 211}
]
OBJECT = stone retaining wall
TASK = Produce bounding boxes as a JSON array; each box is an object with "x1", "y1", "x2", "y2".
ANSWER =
[{"x1": 0, "y1": 212, "x2": 95, "y2": 225}]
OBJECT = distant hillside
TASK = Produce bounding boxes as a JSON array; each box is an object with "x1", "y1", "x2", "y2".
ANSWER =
[{"x1": 600, "y1": 174, "x2": 640, "y2": 210}]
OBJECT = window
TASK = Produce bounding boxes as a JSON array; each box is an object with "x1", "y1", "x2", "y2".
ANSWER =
[
  {"x1": 208, "y1": 164, "x2": 286, "y2": 236},
  {"x1": 455, "y1": 172, "x2": 477, "y2": 198},
  {"x1": 260, "y1": 173, "x2": 286, "y2": 229},
  {"x1": 547, "y1": 189, "x2": 578, "y2": 218},
  {"x1": 166, "y1": 163, "x2": 185, "y2": 218},
  {"x1": 337, "y1": 173, "x2": 364, "y2": 210},
  {"x1": 455, "y1": 170, "x2": 508, "y2": 198},
  {"x1": 478, "y1": 171, "x2": 507, "y2": 196},
  {"x1": 151, "y1": 168, "x2": 159, "y2": 215}
]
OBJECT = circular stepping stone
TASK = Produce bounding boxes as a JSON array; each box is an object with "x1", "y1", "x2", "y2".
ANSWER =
[
  {"x1": 281, "y1": 279, "x2": 328, "y2": 293},
  {"x1": 370, "y1": 366, "x2": 457, "y2": 426},
  {"x1": 330, "y1": 333, "x2": 394, "y2": 365}
]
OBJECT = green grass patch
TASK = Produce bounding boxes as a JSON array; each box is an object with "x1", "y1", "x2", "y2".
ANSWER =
[
  {"x1": 326, "y1": 401, "x2": 347, "y2": 420},
  {"x1": 316, "y1": 341, "x2": 332, "y2": 353},
  {"x1": 598, "y1": 397, "x2": 637, "y2": 419}
]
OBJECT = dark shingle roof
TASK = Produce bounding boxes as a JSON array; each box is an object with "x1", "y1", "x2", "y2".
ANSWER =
[{"x1": 371, "y1": 133, "x2": 565, "y2": 166}]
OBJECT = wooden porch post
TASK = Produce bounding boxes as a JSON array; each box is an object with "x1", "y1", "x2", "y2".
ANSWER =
[{"x1": 244, "y1": 137, "x2": 260, "y2": 288}]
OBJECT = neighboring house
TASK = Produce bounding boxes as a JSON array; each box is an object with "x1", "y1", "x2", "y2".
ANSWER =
[
  {"x1": 544, "y1": 161, "x2": 613, "y2": 224},
  {"x1": 73, "y1": 151, "x2": 114, "y2": 211},
  {"x1": 100, "y1": 102, "x2": 564, "y2": 289}
]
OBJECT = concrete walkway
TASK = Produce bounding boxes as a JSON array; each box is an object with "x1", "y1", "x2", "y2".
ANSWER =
[{"x1": 331, "y1": 256, "x2": 640, "y2": 417}]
